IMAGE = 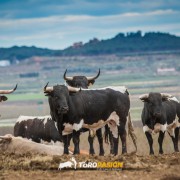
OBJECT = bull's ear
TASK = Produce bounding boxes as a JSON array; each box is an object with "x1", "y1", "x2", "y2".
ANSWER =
[
  {"x1": 161, "y1": 93, "x2": 172, "y2": 102},
  {"x1": 0, "y1": 96, "x2": 8, "y2": 102},
  {"x1": 139, "y1": 94, "x2": 149, "y2": 102},
  {"x1": 139, "y1": 98, "x2": 149, "y2": 102},
  {"x1": 162, "y1": 97, "x2": 169, "y2": 101},
  {"x1": 88, "y1": 80, "x2": 95, "y2": 86}
]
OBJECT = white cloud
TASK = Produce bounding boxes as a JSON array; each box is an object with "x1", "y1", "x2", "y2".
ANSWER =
[{"x1": 0, "y1": 9, "x2": 179, "y2": 49}]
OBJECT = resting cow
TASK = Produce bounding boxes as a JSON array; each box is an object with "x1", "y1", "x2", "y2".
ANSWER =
[
  {"x1": 14, "y1": 115, "x2": 62, "y2": 143},
  {"x1": 0, "y1": 134, "x2": 65, "y2": 155},
  {"x1": 140, "y1": 92, "x2": 180, "y2": 154},
  {"x1": 44, "y1": 84, "x2": 136, "y2": 155},
  {"x1": 63, "y1": 69, "x2": 105, "y2": 155}
]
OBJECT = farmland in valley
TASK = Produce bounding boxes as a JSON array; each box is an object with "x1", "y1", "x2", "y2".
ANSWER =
[{"x1": 0, "y1": 51, "x2": 179, "y2": 121}]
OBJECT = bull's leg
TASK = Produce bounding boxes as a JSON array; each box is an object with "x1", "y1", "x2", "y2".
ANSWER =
[
  {"x1": 109, "y1": 131, "x2": 114, "y2": 155},
  {"x1": 113, "y1": 137, "x2": 119, "y2": 155},
  {"x1": 145, "y1": 132, "x2": 154, "y2": 155},
  {"x1": 67, "y1": 134, "x2": 72, "y2": 147},
  {"x1": 96, "y1": 128, "x2": 104, "y2": 156},
  {"x1": 63, "y1": 135, "x2": 70, "y2": 154},
  {"x1": 158, "y1": 131, "x2": 165, "y2": 154},
  {"x1": 119, "y1": 123, "x2": 127, "y2": 154},
  {"x1": 169, "y1": 127, "x2": 179, "y2": 152},
  {"x1": 88, "y1": 133, "x2": 95, "y2": 155},
  {"x1": 73, "y1": 130, "x2": 80, "y2": 154},
  {"x1": 104, "y1": 125, "x2": 114, "y2": 154}
]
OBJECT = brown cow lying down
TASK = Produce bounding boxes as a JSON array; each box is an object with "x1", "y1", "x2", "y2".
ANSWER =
[
  {"x1": 0, "y1": 134, "x2": 89, "y2": 155},
  {"x1": 0, "y1": 134, "x2": 67, "y2": 155}
]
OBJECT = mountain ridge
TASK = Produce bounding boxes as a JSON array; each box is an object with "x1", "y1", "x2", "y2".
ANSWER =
[{"x1": 1, "y1": 31, "x2": 180, "y2": 62}]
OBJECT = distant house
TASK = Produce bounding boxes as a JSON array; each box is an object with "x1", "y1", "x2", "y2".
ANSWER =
[
  {"x1": 72, "y1": 42, "x2": 83, "y2": 48},
  {"x1": 157, "y1": 68, "x2": 176, "y2": 75},
  {"x1": 0, "y1": 60, "x2": 10, "y2": 67}
]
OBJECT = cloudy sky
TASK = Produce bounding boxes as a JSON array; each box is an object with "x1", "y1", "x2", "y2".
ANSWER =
[{"x1": 0, "y1": 0, "x2": 180, "y2": 50}]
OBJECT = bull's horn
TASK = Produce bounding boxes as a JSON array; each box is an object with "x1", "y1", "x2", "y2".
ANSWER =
[
  {"x1": 63, "y1": 69, "x2": 73, "y2": 81},
  {"x1": 0, "y1": 84, "x2": 17, "y2": 94},
  {"x1": 161, "y1": 93, "x2": 173, "y2": 98},
  {"x1": 139, "y1": 94, "x2": 149, "y2": 100},
  {"x1": 67, "y1": 85, "x2": 80, "y2": 92},
  {"x1": 44, "y1": 82, "x2": 53, "y2": 92},
  {"x1": 87, "y1": 69, "x2": 100, "y2": 81}
]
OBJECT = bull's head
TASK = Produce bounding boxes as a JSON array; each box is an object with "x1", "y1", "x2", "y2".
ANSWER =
[
  {"x1": 0, "y1": 84, "x2": 17, "y2": 102},
  {"x1": 139, "y1": 92, "x2": 172, "y2": 121},
  {"x1": 63, "y1": 69, "x2": 100, "y2": 88},
  {"x1": 44, "y1": 83, "x2": 80, "y2": 114}
]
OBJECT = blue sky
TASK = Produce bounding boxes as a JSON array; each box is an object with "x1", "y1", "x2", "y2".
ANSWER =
[{"x1": 0, "y1": 0, "x2": 180, "y2": 50}]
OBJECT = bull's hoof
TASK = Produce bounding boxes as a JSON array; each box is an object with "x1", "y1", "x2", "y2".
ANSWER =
[
  {"x1": 73, "y1": 151, "x2": 80, "y2": 155},
  {"x1": 122, "y1": 151, "x2": 127, "y2": 154},
  {"x1": 110, "y1": 150, "x2": 114, "y2": 155},
  {"x1": 63, "y1": 152, "x2": 69, "y2": 155},
  {"x1": 99, "y1": 149, "x2": 104, "y2": 156},
  {"x1": 89, "y1": 150, "x2": 95, "y2": 155}
]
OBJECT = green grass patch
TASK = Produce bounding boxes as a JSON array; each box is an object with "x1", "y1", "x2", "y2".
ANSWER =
[{"x1": 7, "y1": 93, "x2": 45, "y2": 101}]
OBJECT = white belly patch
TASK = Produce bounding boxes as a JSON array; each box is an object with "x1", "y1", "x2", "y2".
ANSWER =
[
  {"x1": 83, "y1": 111, "x2": 120, "y2": 138},
  {"x1": 62, "y1": 112, "x2": 120, "y2": 137},
  {"x1": 62, "y1": 123, "x2": 73, "y2": 135},
  {"x1": 143, "y1": 125, "x2": 153, "y2": 133},
  {"x1": 167, "y1": 117, "x2": 180, "y2": 137},
  {"x1": 107, "y1": 112, "x2": 120, "y2": 138},
  {"x1": 143, "y1": 123, "x2": 167, "y2": 134}
]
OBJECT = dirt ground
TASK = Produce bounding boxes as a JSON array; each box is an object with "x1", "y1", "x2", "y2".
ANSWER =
[
  {"x1": 0, "y1": 111, "x2": 179, "y2": 180},
  {"x1": 0, "y1": 124, "x2": 180, "y2": 180},
  {"x1": 0, "y1": 152, "x2": 179, "y2": 180}
]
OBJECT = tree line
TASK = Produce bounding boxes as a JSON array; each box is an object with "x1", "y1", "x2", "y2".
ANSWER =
[{"x1": 0, "y1": 31, "x2": 180, "y2": 62}]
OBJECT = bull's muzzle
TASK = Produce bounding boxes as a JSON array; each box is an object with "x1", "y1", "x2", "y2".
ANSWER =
[
  {"x1": 58, "y1": 106, "x2": 69, "y2": 114},
  {"x1": 153, "y1": 112, "x2": 161, "y2": 118}
]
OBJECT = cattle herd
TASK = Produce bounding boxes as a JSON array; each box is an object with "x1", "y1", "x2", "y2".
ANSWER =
[{"x1": 1, "y1": 69, "x2": 180, "y2": 156}]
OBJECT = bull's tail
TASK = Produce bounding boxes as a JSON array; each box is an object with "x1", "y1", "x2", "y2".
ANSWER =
[{"x1": 127, "y1": 112, "x2": 137, "y2": 152}]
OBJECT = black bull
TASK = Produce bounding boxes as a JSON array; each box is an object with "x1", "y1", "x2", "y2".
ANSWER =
[
  {"x1": 63, "y1": 69, "x2": 105, "y2": 155},
  {"x1": 14, "y1": 116, "x2": 61, "y2": 143},
  {"x1": 64, "y1": 68, "x2": 100, "y2": 88},
  {"x1": 44, "y1": 84, "x2": 137, "y2": 155},
  {"x1": 140, "y1": 92, "x2": 180, "y2": 154},
  {"x1": 0, "y1": 84, "x2": 17, "y2": 102}
]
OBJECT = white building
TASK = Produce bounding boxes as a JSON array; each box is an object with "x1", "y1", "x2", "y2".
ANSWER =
[{"x1": 0, "y1": 60, "x2": 10, "y2": 67}]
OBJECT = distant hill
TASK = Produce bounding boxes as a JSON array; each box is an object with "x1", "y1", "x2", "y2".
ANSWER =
[
  {"x1": 1, "y1": 31, "x2": 180, "y2": 62},
  {"x1": 0, "y1": 46, "x2": 58, "y2": 63},
  {"x1": 61, "y1": 31, "x2": 180, "y2": 56}
]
